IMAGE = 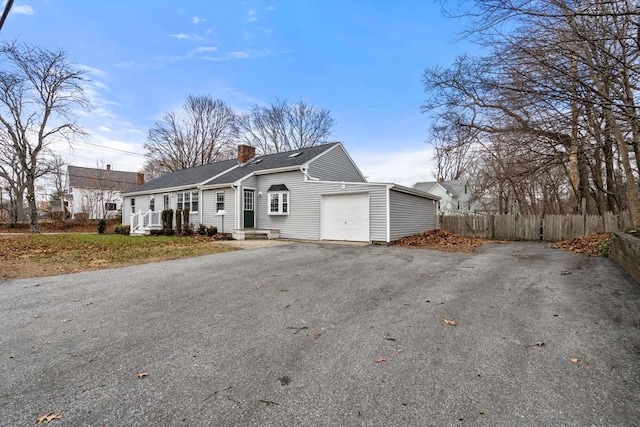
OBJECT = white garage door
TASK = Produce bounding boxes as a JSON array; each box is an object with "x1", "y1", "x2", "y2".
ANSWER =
[{"x1": 320, "y1": 193, "x2": 370, "y2": 241}]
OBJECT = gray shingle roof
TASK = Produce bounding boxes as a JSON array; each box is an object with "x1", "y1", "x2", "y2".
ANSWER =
[
  {"x1": 130, "y1": 159, "x2": 238, "y2": 193},
  {"x1": 68, "y1": 166, "x2": 141, "y2": 191},
  {"x1": 205, "y1": 143, "x2": 339, "y2": 185},
  {"x1": 125, "y1": 143, "x2": 340, "y2": 194},
  {"x1": 413, "y1": 181, "x2": 438, "y2": 193}
]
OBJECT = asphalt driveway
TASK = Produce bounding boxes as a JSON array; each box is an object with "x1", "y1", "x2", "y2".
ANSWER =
[{"x1": 1, "y1": 241, "x2": 639, "y2": 426}]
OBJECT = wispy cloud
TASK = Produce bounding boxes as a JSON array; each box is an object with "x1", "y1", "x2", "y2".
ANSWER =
[
  {"x1": 98, "y1": 126, "x2": 112, "y2": 133},
  {"x1": 12, "y1": 3, "x2": 33, "y2": 15},
  {"x1": 191, "y1": 16, "x2": 204, "y2": 24},
  {"x1": 192, "y1": 46, "x2": 218, "y2": 53},
  {"x1": 267, "y1": 6, "x2": 276, "y2": 11},
  {"x1": 198, "y1": 49, "x2": 271, "y2": 61},
  {"x1": 248, "y1": 10, "x2": 258, "y2": 22},
  {"x1": 170, "y1": 33, "x2": 205, "y2": 42}
]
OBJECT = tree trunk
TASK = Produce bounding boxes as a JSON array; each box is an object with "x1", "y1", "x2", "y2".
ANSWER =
[{"x1": 25, "y1": 168, "x2": 38, "y2": 233}]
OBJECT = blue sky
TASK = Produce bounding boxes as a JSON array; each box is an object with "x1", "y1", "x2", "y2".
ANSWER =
[{"x1": 2, "y1": 0, "x2": 473, "y2": 186}]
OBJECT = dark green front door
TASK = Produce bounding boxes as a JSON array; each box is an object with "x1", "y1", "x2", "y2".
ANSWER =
[{"x1": 243, "y1": 190, "x2": 255, "y2": 228}]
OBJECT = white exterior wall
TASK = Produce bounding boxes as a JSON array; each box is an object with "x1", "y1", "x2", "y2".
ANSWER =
[
  {"x1": 389, "y1": 189, "x2": 437, "y2": 241},
  {"x1": 201, "y1": 187, "x2": 236, "y2": 233},
  {"x1": 70, "y1": 188, "x2": 124, "y2": 220},
  {"x1": 252, "y1": 170, "x2": 388, "y2": 241}
]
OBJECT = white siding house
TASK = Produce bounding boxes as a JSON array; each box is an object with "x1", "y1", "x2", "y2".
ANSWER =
[
  {"x1": 123, "y1": 143, "x2": 438, "y2": 242},
  {"x1": 67, "y1": 165, "x2": 143, "y2": 220}
]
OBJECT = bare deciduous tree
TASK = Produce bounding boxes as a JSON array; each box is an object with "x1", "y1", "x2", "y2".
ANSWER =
[
  {"x1": 237, "y1": 99, "x2": 336, "y2": 154},
  {"x1": 423, "y1": 1, "x2": 640, "y2": 226},
  {"x1": 144, "y1": 95, "x2": 237, "y2": 175},
  {"x1": 0, "y1": 41, "x2": 88, "y2": 232}
]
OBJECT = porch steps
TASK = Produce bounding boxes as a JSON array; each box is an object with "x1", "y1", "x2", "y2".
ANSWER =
[{"x1": 232, "y1": 229, "x2": 280, "y2": 240}]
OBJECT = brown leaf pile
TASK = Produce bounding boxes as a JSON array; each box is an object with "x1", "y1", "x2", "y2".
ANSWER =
[
  {"x1": 551, "y1": 233, "x2": 611, "y2": 256},
  {"x1": 392, "y1": 229, "x2": 501, "y2": 253}
]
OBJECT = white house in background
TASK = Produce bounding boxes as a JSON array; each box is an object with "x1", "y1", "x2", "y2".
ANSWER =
[
  {"x1": 66, "y1": 165, "x2": 144, "y2": 220},
  {"x1": 413, "y1": 179, "x2": 473, "y2": 215},
  {"x1": 122, "y1": 143, "x2": 439, "y2": 242}
]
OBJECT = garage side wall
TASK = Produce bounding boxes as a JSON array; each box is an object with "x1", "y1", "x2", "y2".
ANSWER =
[{"x1": 389, "y1": 189, "x2": 436, "y2": 241}]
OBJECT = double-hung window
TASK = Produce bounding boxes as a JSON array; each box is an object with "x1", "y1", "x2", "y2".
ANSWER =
[
  {"x1": 163, "y1": 194, "x2": 169, "y2": 210},
  {"x1": 267, "y1": 184, "x2": 289, "y2": 216},
  {"x1": 149, "y1": 195, "x2": 155, "y2": 211},
  {"x1": 131, "y1": 198, "x2": 135, "y2": 214},
  {"x1": 177, "y1": 191, "x2": 198, "y2": 212},
  {"x1": 216, "y1": 192, "x2": 225, "y2": 213}
]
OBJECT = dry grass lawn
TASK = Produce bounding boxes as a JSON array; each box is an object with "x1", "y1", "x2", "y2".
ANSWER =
[{"x1": 0, "y1": 234, "x2": 238, "y2": 279}]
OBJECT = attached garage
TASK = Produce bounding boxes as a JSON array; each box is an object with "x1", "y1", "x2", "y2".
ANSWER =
[{"x1": 320, "y1": 192, "x2": 370, "y2": 242}]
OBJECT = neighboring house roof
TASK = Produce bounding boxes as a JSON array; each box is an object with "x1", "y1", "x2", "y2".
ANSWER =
[
  {"x1": 413, "y1": 181, "x2": 438, "y2": 194},
  {"x1": 413, "y1": 180, "x2": 468, "y2": 197},
  {"x1": 126, "y1": 142, "x2": 341, "y2": 194},
  {"x1": 67, "y1": 166, "x2": 141, "y2": 191}
]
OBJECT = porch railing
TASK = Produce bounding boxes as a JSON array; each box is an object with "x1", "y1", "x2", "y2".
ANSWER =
[{"x1": 130, "y1": 210, "x2": 162, "y2": 234}]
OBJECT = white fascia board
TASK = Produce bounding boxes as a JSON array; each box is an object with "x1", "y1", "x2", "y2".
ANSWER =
[
  {"x1": 390, "y1": 184, "x2": 440, "y2": 200},
  {"x1": 253, "y1": 165, "x2": 301, "y2": 175},
  {"x1": 123, "y1": 184, "x2": 200, "y2": 197},
  {"x1": 199, "y1": 183, "x2": 236, "y2": 191},
  {"x1": 200, "y1": 164, "x2": 240, "y2": 186}
]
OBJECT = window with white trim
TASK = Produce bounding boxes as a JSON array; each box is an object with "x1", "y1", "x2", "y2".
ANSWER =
[
  {"x1": 177, "y1": 191, "x2": 198, "y2": 212},
  {"x1": 216, "y1": 192, "x2": 225, "y2": 212},
  {"x1": 163, "y1": 194, "x2": 169, "y2": 210},
  {"x1": 267, "y1": 184, "x2": 289, "y2": 215},
  {"x1": 267, "y1": 191, "x2": 289, "y2": 215},
  {"x1": 130, "y1": 198, "x2": 135, "y2": 213},
  {"x1": 149, "y1": 195, "x2": 155, "y2": 211}
]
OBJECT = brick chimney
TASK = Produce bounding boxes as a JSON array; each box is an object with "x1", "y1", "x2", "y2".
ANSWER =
[
  {"x1": 136, "y1": 173, "x2": 144, "y2": 185},
  {"x1": 238, "y1": 144, "x2": 256, "y2": 164},
  {"x1": 106, "y1": 164, "x2": 111, "y2": 171},
  {"x1": 438, "y1": 177, "x2": 444, "y2": 183}
]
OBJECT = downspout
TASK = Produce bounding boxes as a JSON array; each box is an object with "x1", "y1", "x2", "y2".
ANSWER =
[
  {"x1": 232, "y1": 183, "x2": 240, "y2": 230},
  {"x1": 386, "y1": 185, "x2": 391, "y2": 243},
  {"x1": 301, "y1": 167, "x2": 319, "y2": 182}
]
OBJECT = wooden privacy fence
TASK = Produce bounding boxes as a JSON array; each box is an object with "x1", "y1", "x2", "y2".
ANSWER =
[{"x1": 441, "y1": 211, "x2": 632, "y2": 242}]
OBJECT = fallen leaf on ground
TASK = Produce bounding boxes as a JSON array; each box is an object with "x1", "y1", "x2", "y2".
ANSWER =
[
  {"x1": 60, "y1": 319, "x2": 72, "y2": 323},
  {"x1": 375, "y1": 357, "x2": 387, "y2": 363},
  {"x1": 570, "y1": 357, "x2": 582, "y2": 364},
  {"x1": 313, "y1": 331, "x2": 321, "y2": 339},
  {"x1": 259, "y1": 399, "x2": 279, "y2": 406},
  {"x1": 383, "y1": 333, "x2": 396, "y2": 341},
  {"x1": 137, "y1": 372, "x2": 148, "y2": 379},
  {"x1": 36, "y1": 413, "x2": 62, "y2": 424},
  {"x1": 441, "y1": 318, "x2": 457, "y2": 326}
]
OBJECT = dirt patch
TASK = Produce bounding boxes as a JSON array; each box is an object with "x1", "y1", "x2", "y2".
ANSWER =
[
  {"x1": 551, "y1": 233, "x2": 612, "y2": 256},
  {"x1": 392, "y1": 229, "x2": 506, "y2": 253}
]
